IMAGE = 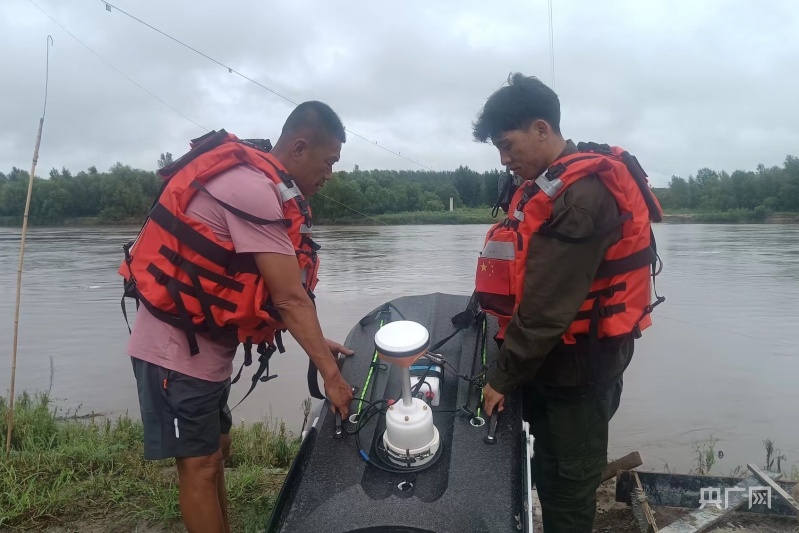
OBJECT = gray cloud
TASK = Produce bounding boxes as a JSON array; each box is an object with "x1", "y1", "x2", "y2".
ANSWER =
[{"x1": 1, "y1": 0, "x2": 797, "y2": 186}]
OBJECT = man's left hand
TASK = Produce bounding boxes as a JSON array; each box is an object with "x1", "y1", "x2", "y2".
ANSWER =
[{"x1": 483, "y1": 384, "x2": 505, "y2": 417}]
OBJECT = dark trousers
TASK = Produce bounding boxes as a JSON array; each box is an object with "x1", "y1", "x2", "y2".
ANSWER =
[{"x1": 523, "y1": 379, "x2": 623, "y2": 533}]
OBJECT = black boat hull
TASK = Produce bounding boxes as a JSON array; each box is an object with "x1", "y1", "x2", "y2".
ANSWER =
[{"x1": 267, "y1": 293, "x2": 528, "y2": 533}]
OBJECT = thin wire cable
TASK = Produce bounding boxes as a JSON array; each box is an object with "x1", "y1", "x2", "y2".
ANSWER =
[
  {"x1": 42, "y1": 35, "x2": 53, "y2": 117},
  {"x1": 27, "y1": 0, "x2": 207, "y2": 131},
  {"x1": 548, "y1": 0, "x2": 555, "y2": 90},
  {"x1": 99, "y1": 0, "x2": 432, "y2": 169}
]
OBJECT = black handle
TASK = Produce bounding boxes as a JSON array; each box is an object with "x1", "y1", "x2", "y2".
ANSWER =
[
  {"x1": 484, "y1": 411, "x2": 498, "y2": 444},
  {"x1": 334, "y1": 412, "x2": 344, "y2": 439}
]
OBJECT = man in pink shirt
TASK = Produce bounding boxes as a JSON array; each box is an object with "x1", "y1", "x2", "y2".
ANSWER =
[{"x1": 127, "y1": 101, "x2": 353, "y2": 533}]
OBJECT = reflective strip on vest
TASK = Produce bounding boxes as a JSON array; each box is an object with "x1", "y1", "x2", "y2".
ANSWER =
[
  {"x1": 300, "y1": 267, "x2": 309, "y2": 285},
  {"x1": 513, "y1": 209, "x2": 525, "y2": 221},
  {"x1": 536, "y1": 174, "x2": 564, "y2": 198},
  {"x1": 481, "y1": 240, "x2": 516, "y2": 260},
  {"x1": 277, "y1": 182, "x2": 302, "y2": 203},
  {"x1": 300, "y1": 224, "x2": 313, "y2": 234}
]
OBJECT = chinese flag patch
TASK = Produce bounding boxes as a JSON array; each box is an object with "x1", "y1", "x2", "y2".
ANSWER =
[{"x1": 475, "y1": 259, "x2": 511, "y2": 295}]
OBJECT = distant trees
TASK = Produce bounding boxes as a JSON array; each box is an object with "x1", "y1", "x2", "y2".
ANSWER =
[
  {"x1": 653, "y1": 155, "x2": 799, "y2": 214},
  {"x1": 0, "y1": 163, "x2": 161, "y2": 223},
  {"x1": 157, "y1": 152, "x2": 174, "y2": 169},
  {"x1": 1, "y1": 154, "x2": 797, "y2": 225}
]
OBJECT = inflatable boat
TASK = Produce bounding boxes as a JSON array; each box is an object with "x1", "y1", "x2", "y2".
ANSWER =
[{"x1": 265, "y1": 292, "x2": 534, "y2": 533}]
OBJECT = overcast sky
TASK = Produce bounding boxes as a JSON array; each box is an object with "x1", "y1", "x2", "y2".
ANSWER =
[{"x1": 1, "y1": 0, "x2": 797, "y2": 187}]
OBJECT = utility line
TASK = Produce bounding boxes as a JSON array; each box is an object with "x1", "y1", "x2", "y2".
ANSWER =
[
  {"x1": 99, "y1": 0, "x2": 433, "y2": 170},
  {"x1": 548, "y1": 0, "x2": 556, "y2": 91},
  {"x1": 26, "y1": 0, "x2": 207, "y2": 131}
]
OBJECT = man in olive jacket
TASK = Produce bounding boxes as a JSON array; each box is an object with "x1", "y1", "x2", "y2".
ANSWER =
[{"x1": 475, "y1": 73, "x2": 635, "y2": 532}]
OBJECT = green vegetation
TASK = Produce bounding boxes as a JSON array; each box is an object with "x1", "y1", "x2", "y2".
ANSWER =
[
  {"x1": 1, "y1": 152, "x2": 798, "y2": 226},
  {"x1": 0, "y1": 390, "x2": 298, "y2": 531},
  {"x1": 653, "y1": 155, "x2": 799, "y2": 220}
]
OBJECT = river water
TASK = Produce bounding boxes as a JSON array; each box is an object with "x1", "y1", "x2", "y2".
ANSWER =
[{"x1": 1, "y1": 223, "x2": 798, "y2": 474}]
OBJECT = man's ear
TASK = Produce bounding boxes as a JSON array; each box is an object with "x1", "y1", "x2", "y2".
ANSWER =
[
  {"x1": 530, "y1": 119, "x2": 550, "y2": 141},
  {"x1": 291, "y1": 138, "x2": 308, "y2": 160}
]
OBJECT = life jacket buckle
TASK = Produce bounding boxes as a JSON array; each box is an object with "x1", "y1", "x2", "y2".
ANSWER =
[{"x1": 546, "y1": 162, "x2": 568, "y2": 180}]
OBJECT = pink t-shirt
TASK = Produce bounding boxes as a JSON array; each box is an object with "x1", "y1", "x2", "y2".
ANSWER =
[{"x1": 127, "y1": 161, "x2": 296, "y2": 382}]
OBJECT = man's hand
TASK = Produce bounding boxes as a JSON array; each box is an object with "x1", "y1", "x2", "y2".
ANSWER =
[
  {"x1": 324, "y1": 372, "x2": 353, "y2": 419},
  {"x1": 325, "y1": 338, "x2": 355, "y2": 360},
  {"x1": 483, "y1": 384, "x2": 505, "y2": 417},
  {"x1": 253, "y1": 252, "x2": 353, "y2": 414}
]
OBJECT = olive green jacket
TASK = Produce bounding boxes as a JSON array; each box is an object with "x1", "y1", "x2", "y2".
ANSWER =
[{"x1": 488, "y1": 140, "x2": 632, "y2": 394}]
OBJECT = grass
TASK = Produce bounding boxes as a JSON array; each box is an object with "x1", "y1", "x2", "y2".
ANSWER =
[
  {"x1": 662, "y1": 208, "x2": 799, "y2": 224},
  {"x1": 4, "y1": 208, "x2": 799, "y2": 229},
  {"x1": 1, "y1": 390, "x2": 300, "y2": 532},
  {"x1": 315, "y1": 206, "x2": 502, "y2": 225}
]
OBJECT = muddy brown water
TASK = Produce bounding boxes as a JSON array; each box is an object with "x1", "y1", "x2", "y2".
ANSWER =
[{"x1": 1, "y1": 223, "x2": 798, "y2": 475}]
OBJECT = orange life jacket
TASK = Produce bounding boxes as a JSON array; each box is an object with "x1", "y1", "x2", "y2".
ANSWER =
[
  {"x1": 475, "y1": 142, "x2": 665, "y2": 349},
  {"x1": 119, "y1": 130, "x2": 320, "y2": 371}
]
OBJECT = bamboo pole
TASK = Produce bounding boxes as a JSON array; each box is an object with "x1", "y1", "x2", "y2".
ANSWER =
[{"x1": 6, "y1": 36, "x2": 52, "y2": 457}]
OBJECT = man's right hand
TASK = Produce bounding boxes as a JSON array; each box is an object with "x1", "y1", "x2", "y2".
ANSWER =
[
  {"x1": 254, "y1": 252, "x2": 353, "y2": 418},
  {"x1": 324, "y1": 372, "x2": 353, "y2": 419}
]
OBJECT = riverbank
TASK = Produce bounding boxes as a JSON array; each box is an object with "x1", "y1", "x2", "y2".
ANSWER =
[
  {"x1": 0, "y1": 391, "x2": 299, "y2": 532},
  {"x1": 2, "y1": 208, "x2": 799, "y2": 228},
  {"x1": 3, "y1": 390, "x2": 798, "y2": 532}
]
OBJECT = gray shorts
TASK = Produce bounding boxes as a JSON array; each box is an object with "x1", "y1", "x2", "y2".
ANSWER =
[{"x1": 130, "y1": 357, "x2": 232, "y2": 460}]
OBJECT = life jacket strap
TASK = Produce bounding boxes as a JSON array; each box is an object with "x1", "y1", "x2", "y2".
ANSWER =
[
  {"x1": 162, "y1": 275, "x2": 200, "y2": 356},
  {"x1": 158, "y1": 245, "x2": 244, "y2": 292},
  {"x1": 595, "y1": 245, "x2": 657, "y2": 280},
  {"x1": 149, "y1": 202, "x2": 234, "y2": 268},
  {"x1": 229, "y1": 341, "x2": 278, "y2": 411},
  {"x1": 190, "y1": 181, "x2": 291, "y2": 228}
]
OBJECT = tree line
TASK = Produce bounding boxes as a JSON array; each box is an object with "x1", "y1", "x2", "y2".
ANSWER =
[
  {"x1": 0, "y1": 153, "x2": 797, "y2": 224},
  {"x1": 654, "y1": 155, "x2": 799, "y2": 214}
]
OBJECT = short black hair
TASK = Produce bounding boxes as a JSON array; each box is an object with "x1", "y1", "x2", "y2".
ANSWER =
[
  {"x1": 472, "y1": 73, "x2": 561, "y2": 142},
  {"x1": 281, "y1": 100, "x2": 346, "y2": 144}
]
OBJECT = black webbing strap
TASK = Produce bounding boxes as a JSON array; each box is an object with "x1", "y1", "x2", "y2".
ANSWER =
[
  {"x1": 190, "y1": 181, "x2": 291, "y2": 227},
  {"x1": 538, "y1": 212, "x2": 632, "y2": 244},
  {"x1": 587, "y1": 299, "x2": 621, "y2": 382},
  {"x1": 177, "y1": 260, "x2": 226, "y2": 341},
  {"x1": 163, "y1": 277, "x2": 200, "y2": 356},
  {"x1": 275, "y1": 330, "x2": 286, "y2": 353},
  {"x1": 307, "y1": 359, "x2": 326, "y2": 400},
  {"x1": 231, "y1": 338, "x2": 254, "y2": 385},
  {"x1": 149, "y1": 203, "x2": 233, "y2": 268},
  {"x1": 595, "y1": 245, "x2": 657, "y2": 280},
  {"x1": 145, "y1": 264, "x2": 237, "y2": 312},
  {"x1": 158, "y1": 246, "x2": 244, "y2": 292},
  {"x1": 586, "y1": 282, "x2": 627, "y2": 300},
  {"x1": 121, "y1": 240, "x2": 139, "y2": 334},
  {"x1": 229, "y1": 342, "x2": 278, "y2": 411},
  {"x1": 573, "y1": 303, "x2": 626, "y2": 322},
  {"x1": 121, "y1": 290, "x2": 133, "y2": 334}
]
